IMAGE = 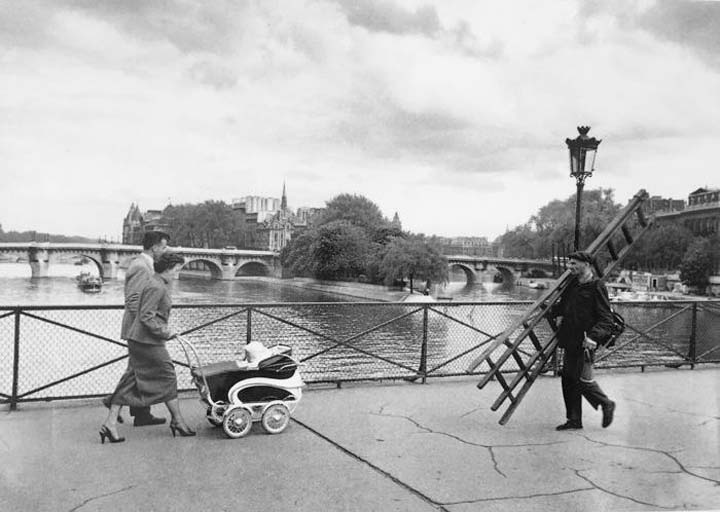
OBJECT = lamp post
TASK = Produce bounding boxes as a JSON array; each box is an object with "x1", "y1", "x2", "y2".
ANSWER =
[{"x1": 566, "y1": 126, "x2": 601, "y2": 251}]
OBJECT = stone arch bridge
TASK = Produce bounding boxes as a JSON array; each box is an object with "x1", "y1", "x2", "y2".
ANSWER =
[
  {"x1": 445, "y1": 255, "x2": 557, "y2": 285},
  {"x1": 0, "y1": 243, "x2": 281, "y2": 280}
]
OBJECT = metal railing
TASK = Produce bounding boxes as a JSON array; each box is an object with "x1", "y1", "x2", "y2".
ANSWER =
[{"x1": 1, "y1": 300, "x2": 719, "y2": 408}]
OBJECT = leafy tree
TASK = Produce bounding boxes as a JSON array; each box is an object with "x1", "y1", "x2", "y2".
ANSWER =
[
  {"x1": 497, "y1": 225, "x2": 538, "y2": 258},
  {"x1": 308, "y1": 221, "x2": 372, "y2": 280},
  {"x1": 281, "y1": 193, "x2": 400, "y2": 282},
  {"x1": 163, "y1": 201, "x2": 247, "y2": 248},
  {"x1": 679, "y1": 237, "x2": 714, "y2": 291},
  {"x1": 280, "y1": 228, "x2": 317, "y2": 277},
  {"x1": 496, "y1": 188, "x2": 623, "y2": 259},
  {"x1": 379, "y1": 236, "x2": 449, "y2": 290},
  {"x1": 623, "y1": 223, "x2": 694, "y2": 271},
  {"x1": 530, "y1": 188, "x2": 621, "y2": 257},
  {"x1": 317, "y1": 194, "x2": 389, "y2": 232}
]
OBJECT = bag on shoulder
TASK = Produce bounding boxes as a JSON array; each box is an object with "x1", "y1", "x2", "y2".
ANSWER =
[{"x1": 605, "y1": 309, "x2": 625, "y2": 348}]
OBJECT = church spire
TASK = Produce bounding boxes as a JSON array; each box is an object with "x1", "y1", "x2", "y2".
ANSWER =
[{"x1": 281, "y1": 181, "x2": 287, "y2": 211}]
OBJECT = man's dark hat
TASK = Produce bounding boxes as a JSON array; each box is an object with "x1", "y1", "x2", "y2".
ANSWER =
[{"x1": 567, "y1": 251, "x2": 595, "y2": 264}]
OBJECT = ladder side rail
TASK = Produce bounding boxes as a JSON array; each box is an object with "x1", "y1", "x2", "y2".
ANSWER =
[
  {"x1": 468, "y1": 271, "x2": 572, "y2": 374},
  {"x1": 582, "y1": 189, "x2": 649, "y2": 255}
]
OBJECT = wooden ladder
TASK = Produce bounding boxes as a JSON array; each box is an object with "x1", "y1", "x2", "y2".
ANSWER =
[{"x1": 467, "y1": 189, "x2": 654, "y2": 425}]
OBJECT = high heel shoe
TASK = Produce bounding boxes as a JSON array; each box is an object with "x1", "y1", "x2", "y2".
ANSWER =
[
  {"x1": 169, "y1": 423, "x2": 196, "y2": 438},
  {"x1": 99, "y1": 425, "x2": 125, "y2": 444}
]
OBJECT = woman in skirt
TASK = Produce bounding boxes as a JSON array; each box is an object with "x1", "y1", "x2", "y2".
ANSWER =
[{"x1": 100, "y1": 252, "x2": 195, "y2": 443}]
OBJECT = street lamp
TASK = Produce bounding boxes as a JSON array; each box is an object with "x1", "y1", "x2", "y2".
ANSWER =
[{"x1": 566, "y1": 126, "x2": 601, "y2": 251}]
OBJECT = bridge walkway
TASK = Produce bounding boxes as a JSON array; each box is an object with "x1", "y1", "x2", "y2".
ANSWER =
[{"x1": 2, "y1": 367, "x2": 719, "y2": 511}]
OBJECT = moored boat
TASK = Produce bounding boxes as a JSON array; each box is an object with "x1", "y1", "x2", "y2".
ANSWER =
[{"x1": 76, "y1": 272, "x2": 102, "y2": 293}]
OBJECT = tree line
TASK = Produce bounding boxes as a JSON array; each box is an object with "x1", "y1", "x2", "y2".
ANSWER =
[
  {"x1": 161, "y1": 201, "x2": 249, "y2": 249},
  {"x1": 0, "y1": 224, "x2": 95, "y2": 243},
  {"x1": 157, "y1": 195, "x2": 449, "y2": 288},
  {"x1": 495, "y1": 188, "x2": 720, "y2": 291}
]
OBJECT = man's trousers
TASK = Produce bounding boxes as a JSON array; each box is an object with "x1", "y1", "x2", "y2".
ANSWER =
[{"x1": 561, "y1": 348, "x2": 612, "y2": 423}]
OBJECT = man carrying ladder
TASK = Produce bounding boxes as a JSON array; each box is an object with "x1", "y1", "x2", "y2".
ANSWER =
[{"x1": 548, "y1": 251, "x2": 616, "y2": 430}]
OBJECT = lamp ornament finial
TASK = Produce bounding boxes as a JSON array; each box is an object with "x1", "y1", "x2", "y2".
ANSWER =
[{"x1": 577, "y1": 126, "x2": 591, "y2": 136}]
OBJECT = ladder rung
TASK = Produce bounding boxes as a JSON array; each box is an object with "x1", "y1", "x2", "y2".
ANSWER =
[
  {"x1": 510, "y1": 350, "x2": 528, "y2": 373},
  {"x1": 621, "y1": 224, "x2": 634, "y2": 245},
  {"x1": 524, "y1": 324, "x2": 542, "y2": 351},
  {"x1": 606, "y1": 240, "x2": 618, "y2": 260},
  {"x1": 476, "y1": 355, "x2": 504, "y2": 389}
]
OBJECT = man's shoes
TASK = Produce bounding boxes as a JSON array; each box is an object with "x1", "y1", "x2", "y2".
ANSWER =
[
  {"x1": 602, "y1": 401, "x2": 616, "y2": 428},
  {"x1": 134, "y1": 414, "x2": 166, "y2": 427},
  {"x1": 556, "y1": 421, "x2": 583, "y2": 431}
]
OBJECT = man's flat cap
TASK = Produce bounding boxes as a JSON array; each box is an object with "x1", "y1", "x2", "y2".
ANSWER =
[{"x1": 567, "y1": 251, "x2": 595, "y2": 264}]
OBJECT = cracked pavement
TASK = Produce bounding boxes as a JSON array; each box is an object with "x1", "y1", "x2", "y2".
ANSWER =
[
  {"x1": 1, "y1": 367, "x2": 719, "y2": 511},
  {"x1": 294, "y1": 367, "x2": 720, "y2": 511}
]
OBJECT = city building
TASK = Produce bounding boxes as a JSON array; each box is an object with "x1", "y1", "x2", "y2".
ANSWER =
[
  {"x1": 122, "y1": 203, "x2": 144, "y2": 245},
  {"x1": 390, "y1": 212, "x2": 402, "y2": 230},
  {"x1": 254, "y1": 184, "x2": 325, "y2": 252},
  {"x1": 645, "y1": 195, "x2": 685, "y2": 215},
  {"x1": 655, "y1": 187, "x2": 720, "y2": 236},
  {"x1": 121, "y1": 204, "x2": 170, "y2": 244},
  {"x1": 435, "y1": 236, "x2": 499, "y2": 256},
  {"x1": 230, "y1": 195, "x2": 281, "y2": 224},
  {"x1": 121, "y1": 184, "x2": 323, "y2": 252}
]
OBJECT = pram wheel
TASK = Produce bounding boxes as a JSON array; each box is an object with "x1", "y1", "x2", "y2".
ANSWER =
[
  {"x1": 261, "y1": 402, "x2": 291, "y2": 434},
  {"x1": 222, "y1": 406, "x2": 253, "y2": 439}
]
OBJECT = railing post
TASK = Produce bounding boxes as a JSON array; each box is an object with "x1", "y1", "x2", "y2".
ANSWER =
[
  {"x1": 419, "y1": 305, "x2": 428, "y2": 384},
  {"x1": 246, "y1": 308, "x2": 252, "y2": 344},
  {"x1": 689, "y1": 302, "x2": 697, "y2": 369},
  {"x1": 11, "y1": 309, "x2": 20, "y2": 411}
]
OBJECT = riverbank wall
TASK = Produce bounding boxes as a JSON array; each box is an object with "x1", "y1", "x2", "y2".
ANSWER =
[{"x1": 281, "y1": 277, "x2": 409, "y2": 302}]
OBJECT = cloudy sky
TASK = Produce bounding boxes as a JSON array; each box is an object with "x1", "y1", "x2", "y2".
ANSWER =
[{"x1": 1, "y1": 0, "x2": 719, "y2": 241}]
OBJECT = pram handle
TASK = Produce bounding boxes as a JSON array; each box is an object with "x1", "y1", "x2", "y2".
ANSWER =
[{"x1": 173, "y1": 335, "x2": 213, "y2": 397}]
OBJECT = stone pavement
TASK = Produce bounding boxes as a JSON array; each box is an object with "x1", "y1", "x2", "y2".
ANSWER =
[{"x1": 2, "y1": 367, "x2": 719, "y2": 511}]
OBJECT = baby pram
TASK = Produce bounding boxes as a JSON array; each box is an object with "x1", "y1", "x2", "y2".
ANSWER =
[{"x1": 175, "y1": 336, "x2": 304, "y2": 439}]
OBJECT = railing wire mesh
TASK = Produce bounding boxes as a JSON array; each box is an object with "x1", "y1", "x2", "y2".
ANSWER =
[{"x1": 1, "y1": 300, "x2": 718, "y2": 406}]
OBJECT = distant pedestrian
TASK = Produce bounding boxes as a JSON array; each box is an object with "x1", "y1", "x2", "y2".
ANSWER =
[
  {"x1": 102, "y1": 230, "x2": 169, "y2": 426},
  {"x1": 99, "y1": 251, "x2": 195, "y2": 443},
  {"x1": 549, "y1": 251, "x2": 616, "y2": 430}
]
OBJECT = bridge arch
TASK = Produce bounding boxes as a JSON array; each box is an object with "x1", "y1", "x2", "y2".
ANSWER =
[
  {"x1": 449, "y1": 263, "x2": 478, "y2": 284},
  {"x1": 235, "y1": 261, "x2": 271, "y2": 277},
  {"x1": 493, "y1": 265, "x2": 516, "y2": 285},
  {"x1": 74, "y1": 254, "x2": 104, "y2": 279},
  {"x1": 180, "y1": 258, "x2": 223, "y2": 279}
]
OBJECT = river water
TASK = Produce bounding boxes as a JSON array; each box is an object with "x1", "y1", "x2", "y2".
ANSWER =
[{"x1": 0, "y1": 263, "x2": 543, "y2": 305}]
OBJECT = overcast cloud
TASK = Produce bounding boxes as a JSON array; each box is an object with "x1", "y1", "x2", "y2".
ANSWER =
[{"x1": 1, "y1": 0, "x2": 719, "y2": 240}]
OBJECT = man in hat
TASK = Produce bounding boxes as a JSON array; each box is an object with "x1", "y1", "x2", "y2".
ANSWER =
[{"x1": 549, "y1": 251, "x2": 616, "y2": 430}]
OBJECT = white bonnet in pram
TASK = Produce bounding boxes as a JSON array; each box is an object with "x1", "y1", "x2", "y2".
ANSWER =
[{"x1": 244, "y1": 341, "x2": 272, "y2": 364}]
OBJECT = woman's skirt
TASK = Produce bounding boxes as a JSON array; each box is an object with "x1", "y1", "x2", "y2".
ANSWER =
[{"x1": 110, "y1": 341, "x2": 178, "y2": 407}]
